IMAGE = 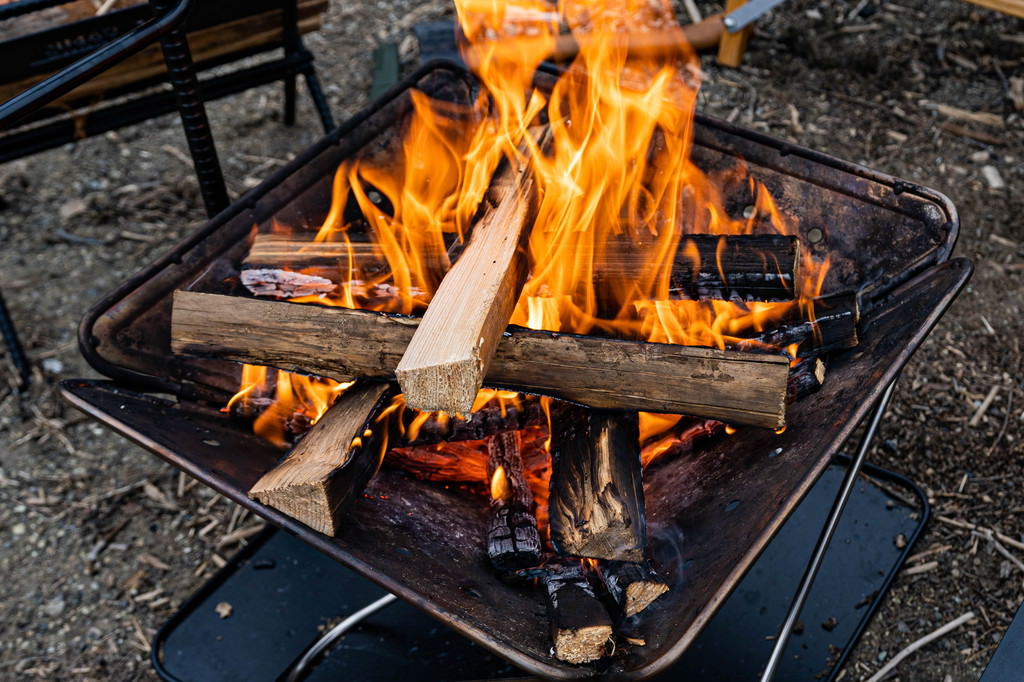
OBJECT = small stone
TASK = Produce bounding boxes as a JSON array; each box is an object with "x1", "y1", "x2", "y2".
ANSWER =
[
  {"x1": 215, "y1": 601, "x2": 233, "y2": 619},
  {"x1": 895, "y1": 533, "x2": 907, "y2": 549},
  {"x1": 41, "y1": 358, "x2": 64, "y2": 374},
  {"x1": 821, "y1": 617, "x2": 839, "y2": 632},
  {"x1": 43, "y1": 597, "x2": 65, "y2": 618},
  {"x1": 59, "y1": 198, "x2": 88, "y2": 221},
  {"x1": 969, "y1": 150, "x2": 990, "y2": 163},
  {"x1": 981, "y1": 165, "x2": 1005, "y2": 190},
  {"x1": 11, "y1": 523, "x2": 26, "y2": 536}
]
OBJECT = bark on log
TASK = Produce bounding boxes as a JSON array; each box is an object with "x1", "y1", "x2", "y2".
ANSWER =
[
  {"x1": 240, "y1": 232, "x2": 799, "y2": 302},
  {"x1": 541, "y1": 562, "x2": 614, "y2": 664},
  {"x1": 248, "y1": 381, "x2": 394, "y2": 535},
  {"x1": 171, "y1": 290, "x2": 792, "y2": 427},
  {"x1": 549, "y1": 408, "x2": 646, "y2": 561},
  {"x1": 597, "y1": 560, "x2": 669, "y2": 617},
  {"x1": 486, "y1": 431, "x2": 542, "y2": 571},
  {"x1": 396, "y1": 156, "x2": 537, "y2": 414}
]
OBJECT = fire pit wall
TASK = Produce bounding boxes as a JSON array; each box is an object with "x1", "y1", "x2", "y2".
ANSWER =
[{"x1": 79, "y1": 64, "x2": 969, "y2": 679}]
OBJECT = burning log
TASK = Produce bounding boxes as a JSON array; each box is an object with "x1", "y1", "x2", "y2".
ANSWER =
[
  {"x1": 600, "y1": 233, "x2": 800, "y2": 302},
  {"x1": 741, "y1": 291, "x2": 860, "y2": 356},
  {"x1": 171, "y1": 290, "x2": 792, "y2": 427},
  {"x1": 396, "y1": 155, "x2": 537, "y2": 415},
  {"x1": 787, "y1": 357, "x2": 827, "y2": 403},
  {"x1": 597, "y1": 560, "x2": 670, "y2": 618},
  {"x1": 549, "y1": 407, "x2": 646, "y2": 562},
  {"x1": 540, "y1": 562, "x2": 614, "y2": 664},
  {"x1": 485, "y1": 431, "x2": 542, "y2": 571},
  {"x1": 400, "y1": 396, "x2": 549, "y2": 445},
  {"x1": 248, "y1": 381, "x2": 394, "y2": 535},
  {"x1": 240, "y1": 232, "x2": 800, "y2": 302}
]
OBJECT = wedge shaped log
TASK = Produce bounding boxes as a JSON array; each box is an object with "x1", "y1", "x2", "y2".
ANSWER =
[
  {"x1": 248, "y1": 381, "x2": 394, "y2": 535},
  {"x1": 396, "y1": 158, "x2": 536, "y2": 415},
  {"x1": 549, "y1": 407, "x2": 646, "y2": 562},
  {"x1": 171, "y1": 290, "x2": 792, "y2": 427}
]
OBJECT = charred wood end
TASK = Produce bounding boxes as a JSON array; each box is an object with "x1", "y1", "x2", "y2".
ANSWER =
[
  {"x1": 542, "y1": 563, "x2": 614, "y2": 664},
  {"x1": 598, "y1": 560, "x2": 670, "y2": 618}
]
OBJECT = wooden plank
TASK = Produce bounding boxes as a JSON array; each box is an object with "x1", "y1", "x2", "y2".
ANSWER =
[
  {"x1": 0, "y1": 1, "x2": 327, "y2": 106},
  {"x1": 963, "y1": 0, "x2": 1024, "y2": 18},
  {"x1": 549, "y1": 408, "x2": 646, "y2": 561},
  {"x1": 717, "y1": 0, "x2": 752, "y2": 68},
  {"x1": 395, "y1": 159, "x2": 537, "y2": 415},
  {"x1": 171, "y1": 290, "x2": 792, "y2": 427},
  {"x1": 248, "y1": 381, "x2": 393, "y2": 536}
]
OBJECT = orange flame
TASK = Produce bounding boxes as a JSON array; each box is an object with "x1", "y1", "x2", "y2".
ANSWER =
[
  {"x1": 231, "y1": 0, "x2": 830, "y2": 485},
  {"x1": 490, "y1": 465, "x2": 512, "y2": 502}
]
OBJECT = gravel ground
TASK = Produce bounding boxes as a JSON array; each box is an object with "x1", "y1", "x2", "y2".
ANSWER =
[{"x1": 0, "y1": 0, "x2": 1022, "y2": 680}]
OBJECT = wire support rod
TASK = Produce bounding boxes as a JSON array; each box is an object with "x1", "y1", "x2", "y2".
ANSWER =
[{"x1": 759, "y1": 377, "x2": 900, "y2": 682}]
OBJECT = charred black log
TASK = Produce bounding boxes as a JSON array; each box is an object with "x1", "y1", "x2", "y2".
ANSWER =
[
  {"x1": 738, "y1": 291, "x2": 859, "y2": 356},
  {"x1": 597, "y1": 560, "x2": 669, "y2": 618},
  {"x1": 549, "y1": 407, "x2": 646, "y2": 562},
  {"x1": 401, "y1": 396, "x2": 552, "y2": 445},
  {"x1": 485, "y1": 431, "x2": 542, "y2": 571},
  {"x1": 787, "y1": 356, "x2": 827, "y2": 403},
  {"x1": 599, "y1": 234, "x2": 800, "y2": 301},
  {"x1": 541, "y1": 562, "x2": 614, "y2": 664}
]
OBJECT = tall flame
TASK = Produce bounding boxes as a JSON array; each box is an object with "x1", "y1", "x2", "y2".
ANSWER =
[{"x1": 229, "y1": 0, "x2": 831, "y2": 478}]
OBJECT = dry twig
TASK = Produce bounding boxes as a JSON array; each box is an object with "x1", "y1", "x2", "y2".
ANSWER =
[{"x1": 864, "y1": 611, "x2": 975, "y2": 682}]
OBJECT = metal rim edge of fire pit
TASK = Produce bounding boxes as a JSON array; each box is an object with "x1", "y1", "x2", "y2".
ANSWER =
[
  {"x1": 63, "y1": 61, "x2": 973, "y2": 680},
  {"x1": 61, "y1": 258, "x2": 971, "y2": 681}
]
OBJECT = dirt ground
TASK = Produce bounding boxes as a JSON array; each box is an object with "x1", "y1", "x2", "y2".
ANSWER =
[{"x1": 0, "y1": 0, "x2": 1021, "y2": 680}]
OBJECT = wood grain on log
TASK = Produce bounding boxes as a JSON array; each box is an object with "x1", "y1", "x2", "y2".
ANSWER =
[
  {"x1": 171, "y1": 290, "x2": 791, "y2": 427},
  {"x1": 549, "y1": 408, "x2": 646, "y2": 561},
  {"x1": 396, "y1": 157, "x2": 537, "y2": 414},
  {"x1": 248, "y1": 381, "x2": 393, "y2": 535},
  {"x1": 541, "y1": 563, "x2": 614, "y2": 664}
]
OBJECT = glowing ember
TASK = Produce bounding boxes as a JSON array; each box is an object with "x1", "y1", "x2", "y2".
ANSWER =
[{"x1": 491, "y1": 465, "x2": 512, "y2": 503}]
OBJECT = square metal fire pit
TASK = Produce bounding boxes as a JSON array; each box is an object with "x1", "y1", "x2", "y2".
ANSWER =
[{"x1": 62, "y1": 63, "x2": 971, "y2": 679}]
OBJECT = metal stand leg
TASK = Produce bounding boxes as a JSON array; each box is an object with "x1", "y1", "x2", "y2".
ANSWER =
[
  {"x1": 0, "y1": 289, "x2": 30, "y2": 390},
  {"x1": 284, "y1": 73, "x2": 297, "y2": 126},
  {"x1": 150, "y1": 0, "x2": 230, "y2": 218},
  {"x1": 759, "y1": 378, "x2": 900, "y2": 682}
]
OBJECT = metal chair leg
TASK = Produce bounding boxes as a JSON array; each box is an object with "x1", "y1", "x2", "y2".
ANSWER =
[
  {"x1": 151, "y1": 0, "x2": 230, "y2": 219},
  {"x1": 759, "y1": 378, "x2": 900, "y2": 682},
  {"x1": 301, "y1": 65, "x2": 335, "y2": 133},
  {"x1": 0, "y1": 288, "x2": 30, "y2": 390}
]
